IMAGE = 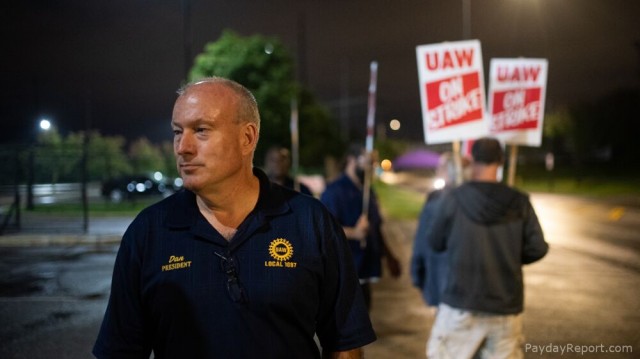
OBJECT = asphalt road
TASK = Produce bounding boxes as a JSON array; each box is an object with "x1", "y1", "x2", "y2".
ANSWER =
[
  {"x1": 0, "y1": 188, "x2": 638, "y2": 358},
  {"x1": 364, "y1": 182, "x2": 640, "y2": 358},
  {"x1": 0, "y1": 245, "x2": 116, "y2": 359}
]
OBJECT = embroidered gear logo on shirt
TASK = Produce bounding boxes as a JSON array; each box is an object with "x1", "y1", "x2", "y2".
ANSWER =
[
  {"x1": 265, "y1": 238, "x2": 297, "y2": 268},
  {"x1": 161, "y1": 255, "x2": 192, "y2": 272}
]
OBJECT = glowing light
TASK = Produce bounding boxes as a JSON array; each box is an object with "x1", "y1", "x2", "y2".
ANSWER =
[
  {"x1": 389, "y1": 119, "x2": 401, "y2": 131},
  {"x1": 433, "y1": 178, "x2": 446, "y2": 190},
  {"x1": 39, "y1": 119, "x2": 51, "y2": 131},
  {"x1": 380, "y1": 159, "x2": 393, "y2": 171}
]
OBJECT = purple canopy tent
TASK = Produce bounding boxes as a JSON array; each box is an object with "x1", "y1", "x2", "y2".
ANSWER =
[{"x1": 392, "y1": 149, "x2": 441, "y2": 171}]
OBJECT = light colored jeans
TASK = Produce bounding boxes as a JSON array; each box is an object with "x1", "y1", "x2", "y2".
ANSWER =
[{"x1": 427, "y1": 303, "x2": 524, "y2": 359}]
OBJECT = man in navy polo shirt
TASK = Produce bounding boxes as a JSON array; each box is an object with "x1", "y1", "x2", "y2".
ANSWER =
[
  {"x1": 93, "y1": 77, "x2": 376, "y2": 358},
  {"x1": 320, "y1": 145, "x2": 401, "y2": 311}
]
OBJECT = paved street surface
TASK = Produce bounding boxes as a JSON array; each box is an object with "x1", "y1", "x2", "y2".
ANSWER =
[
  {"x1": 0, "y1": 244, "x2": 117, "y2": 359},
  {"x1": 0, "y1": 192, "x2": 639, "y2": 358},
  {"x1": 365, "y1": 216, "x2": 639, "y2": 358}
]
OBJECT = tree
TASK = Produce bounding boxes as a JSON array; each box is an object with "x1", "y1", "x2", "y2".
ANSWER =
[
  {"x1": 159, "y1": 141, "x2": 179, "y2": 178},
  {"x1": 189, "y1": 30, "x2": 344, "y2": 169},
  {"x1": 297, "y1": 87, "x2": 345, "y2": 171},
  {"x1": 84, "y1": 132, "x2": 132, "y2": 180},
  {"x1": 129, "y1": 137, "x2": 164, "y2": 175},
  {"x1": 544, "y1": 87, "x2": 640, "y2": 167},
  {"x1": 592, "y1": 88, "x2": 640, "y2": 164},
  {"x1": 35, "y1": 127, "x2": 80, "y2": 183},
  {"x1": 543, "y1": 105, "x2": 575, "y2": 159}
]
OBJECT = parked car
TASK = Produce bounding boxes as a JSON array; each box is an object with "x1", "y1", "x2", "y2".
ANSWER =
[{"x1": 101, "y1": 173, "x2": 181, "y2": 203}]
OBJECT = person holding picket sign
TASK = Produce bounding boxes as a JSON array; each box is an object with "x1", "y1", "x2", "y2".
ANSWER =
[
  {"x1": 425, "y1": 137, "x2": 548, "y2": 359},
  {"x1": 320, "y1": 144, "x2": 401, "y2": 311}
]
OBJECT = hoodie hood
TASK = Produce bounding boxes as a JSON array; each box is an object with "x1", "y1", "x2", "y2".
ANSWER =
[{"x1": 453, "y1": 182, "x2": 527, "y2": 224}]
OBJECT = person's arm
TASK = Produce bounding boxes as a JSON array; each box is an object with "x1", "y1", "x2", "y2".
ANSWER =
[
  {"x1": 315, "y1": 210, "x2": 376, "y2": 356},
  {"x1": 368, "y1": 192, "x2": 401, "y2": 277},
  {"x1": 409, "y1": 243, "x2": 426, "y2": 288},
  {"x1": 410, "y1": 196, "x2": 433, "y2": 288},
  {"x1": 426, "y1": 194, "x2": 453, "y2": 253},
  {"x1": 93, "y1": 223, "x2": 151, "y2": 359},
  {"x1": 320, "y1": 187, "x2": 368, "y2": 244},
  {"x1": 521, "y1": 199, "x2": 549, "y2": 264},
  {"x1": 324, "y1": 348, "x2": 363, "y2": 359},
  {"x1": 342, "y1": 214, "x2": 369, "y2": 242}
]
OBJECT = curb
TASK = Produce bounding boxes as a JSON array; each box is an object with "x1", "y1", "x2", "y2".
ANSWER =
[{"x1": 0, "y1": 234, "x2": 122, "y2": 247}]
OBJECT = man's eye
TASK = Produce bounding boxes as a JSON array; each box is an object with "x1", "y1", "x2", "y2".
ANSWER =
[{"x1": 172, "y1": 129, "x2": 182, "y2": 135}]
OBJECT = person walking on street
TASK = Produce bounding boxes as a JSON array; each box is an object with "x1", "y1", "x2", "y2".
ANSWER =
[
  {"x1": 93, "y1": 77, "x2": 376, "y2": 358},
  {"x1": 410, "y1": 152, "x2": 461, "y2": 312},
  {"x1": 320, "y1": 144, "x2": 401, "y2": 311},
  {"x1": 425, "y1": 137, "x2": 548, "y2": 359}
]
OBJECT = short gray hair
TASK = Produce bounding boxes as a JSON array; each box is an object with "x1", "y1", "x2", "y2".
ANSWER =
[{"x1": 177, "y1": 77, "x2": 260, "y2": 132}]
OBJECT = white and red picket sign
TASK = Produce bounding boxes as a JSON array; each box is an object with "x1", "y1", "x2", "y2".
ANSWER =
[
  {"x1": 416, "y1": 40, "x2": 487, "y2": 144},
  {"x1": 488, "y1": 58, "x2": 548, "y2": 146}
]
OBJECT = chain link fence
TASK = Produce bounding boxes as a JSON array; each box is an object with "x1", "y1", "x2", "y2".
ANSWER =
[
  {"x1": 0, "y1": 142, "x2": 176, "y2": 236},
  {"x1": 0, "y1": 144, "x2": 91, "y2": 234}
]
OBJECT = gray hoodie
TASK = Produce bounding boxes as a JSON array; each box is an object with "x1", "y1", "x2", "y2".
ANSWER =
[{"x1": 427, "y1": 181, "x2": 548, "y2": 314}]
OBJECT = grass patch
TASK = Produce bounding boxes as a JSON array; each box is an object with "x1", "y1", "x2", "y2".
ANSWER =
[
  {"x1": 31, "y1": 197, "x2": 162, "y2": 216},
  {"x1": 374, "y1": 164, "x2": 640, "y2": 221},
  {"x1": 373, "y1": 180, "x2": 424, "y2": 220},
  {"x1": 514, "y1": 165, "x2": 640, "y2": 197},
  {"x1": 516, "y1": 176, "x2": 640, "y2": 196}
]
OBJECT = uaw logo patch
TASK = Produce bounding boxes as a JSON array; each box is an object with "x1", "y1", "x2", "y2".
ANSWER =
[{"x1": 265, "y1": 238, "x2": 297, "y2": 268}]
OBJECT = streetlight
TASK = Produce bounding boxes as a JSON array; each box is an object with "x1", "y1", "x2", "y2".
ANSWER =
[
  {"x1": 389, "y1": 119, "x2": 401, "y2": 131},
  {"x1": 27, "y1": 118, "x2": 53, "y2": 210},
  {"x1": 39, "y1": 119, "x2": 51, "y2": 131},
  {"x1": 264, "y1": 43, "x2": 274, "y2": 55}
]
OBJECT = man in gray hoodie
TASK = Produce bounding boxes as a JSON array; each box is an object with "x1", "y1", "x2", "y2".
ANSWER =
[{"x1": 425, "y1": 137, "x2": 548, "y2": 359}]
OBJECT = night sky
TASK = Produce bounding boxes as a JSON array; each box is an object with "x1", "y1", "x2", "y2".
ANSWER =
[{"x1": 2, "y1": 0, "x2": 639, "y2": 146}]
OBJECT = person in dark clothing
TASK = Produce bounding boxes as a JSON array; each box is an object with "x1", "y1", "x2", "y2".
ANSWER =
[
  {"x1": 425, "y1": 137, "x2": 548, "y2": 359},
  {"x1": 410, "y1": 152, "x2": 460, "y2": 311},
  {"x1": 93, "y1": 77, "x2": 375, "y2": 359},
  {"x1": 320, "y1": 144, "x2": 401, "y2": 310},
  {"x1": 263, "y1": 145, "x2": 313, "y2": 196}
]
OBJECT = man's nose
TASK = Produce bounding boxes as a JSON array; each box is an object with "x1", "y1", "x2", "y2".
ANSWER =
[{"x1": 176, "y1": 133, "x2": 195, "y2": 155}]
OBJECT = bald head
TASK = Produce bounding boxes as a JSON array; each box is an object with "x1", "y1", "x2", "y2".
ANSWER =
[
  {"x1": 171, "y1": 77, "x2": 261, "y2": 193},
  {"x1": 177, "y1": 77, "x2": 260, "y2": 133}
]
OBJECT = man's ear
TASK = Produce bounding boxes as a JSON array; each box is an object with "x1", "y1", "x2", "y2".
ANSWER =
[{"x1": 241, "y1": 122, "x2": 259, "y2": 156}]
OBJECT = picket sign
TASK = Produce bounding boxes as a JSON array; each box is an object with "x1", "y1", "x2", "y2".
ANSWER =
[
  {"x1": 416, "y1": 40, "x2": 487, "y2": 184},
  {"x1": 487, "y1": 58, "x2": 548, "y2": 185},
  {"x1": 488, "y1": 58, "x2": 548, "y2": 147},
  {"x1": 416, "y1": 40, "x2": 549, "y2": 187},
  {"x1": 415, "y1": 39, "x2": 488, "y2": 145}
]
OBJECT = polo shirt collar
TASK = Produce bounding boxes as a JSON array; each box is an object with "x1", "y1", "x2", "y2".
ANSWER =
[{"x1": 164, "y1": 168, "x2": 290, "y2": 247}]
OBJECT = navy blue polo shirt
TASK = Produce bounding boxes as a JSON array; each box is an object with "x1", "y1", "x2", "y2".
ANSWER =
[
  {"x1": 320, "y1": 174, "x2": 383, "y2": 282},
  {"x1": 93, "y1": 169, "x2": 376, "y2": 359}
]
